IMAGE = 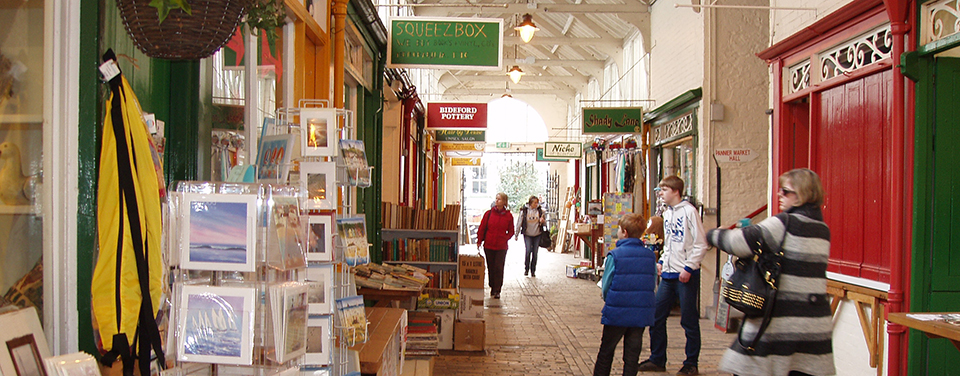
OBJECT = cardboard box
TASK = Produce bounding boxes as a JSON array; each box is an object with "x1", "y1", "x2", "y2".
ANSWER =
[
  {"x1": 400, "y1": 357, "x2": 435, "y2": 376},
  {"x1": 417, "y1": 309, "x2": 455, "y2": 350},
  {"x1": 417, "y1": 288, "x2": 460, "y2": 310},
  {"x1": 566, "y1": 264, "x2": 579, "y2": 278},
  {"x1": 458, "y1": 254, "x2": 485, "y2": 289},
  {"x1": 457, "y1": 288, "x2": 484, "y2": 320},
  {"x1": 454, "y1": 320, "x2": 485, "y2": 351}
]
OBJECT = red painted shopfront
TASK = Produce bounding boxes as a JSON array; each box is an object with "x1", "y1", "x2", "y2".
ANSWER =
[{"x1": 758, "y1": 0, "x2": 914, "y2": 373}]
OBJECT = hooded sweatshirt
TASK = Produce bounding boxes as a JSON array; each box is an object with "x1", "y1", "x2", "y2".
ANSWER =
[
  {"x1": 477, "y1": 206, "x2": 515, "y2": 250},
  {"x1": 659, "y1": 200, "x2": 708, "y2": 279}
]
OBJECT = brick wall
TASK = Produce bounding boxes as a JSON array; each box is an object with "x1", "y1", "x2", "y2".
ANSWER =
[{"x1": 649, "y1": 0, "x2": 705, "y2": 104}]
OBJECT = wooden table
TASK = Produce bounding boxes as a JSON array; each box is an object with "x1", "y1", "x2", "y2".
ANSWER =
[
  {"x1": 887, "y1": 312, "x2": 960, "y2": 351},
  {"x1": 570, "y1": 224, "x2": 604, "y2": 268}
]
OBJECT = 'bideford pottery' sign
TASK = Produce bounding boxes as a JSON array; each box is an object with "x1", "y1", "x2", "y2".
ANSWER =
[
  {"x1": 388, "y1": 17, "x2": 503, "y2": 70},
  {"x1": 582, "y1": 107, "x2": 644, "y2": 134},
  {"x1": 427, "y1": 102, "x2": 488, "y2": 130},
  {"x1": 543, "y1": 142, "x2": 582, "y2": 159}
]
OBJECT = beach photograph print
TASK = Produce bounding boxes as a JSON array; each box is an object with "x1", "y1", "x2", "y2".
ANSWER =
[
  {"x1": 335, "y1": 296, "x2": 367, "y2": 346},
  {"x1": 300, "y1": 162, "x2": 337, "y2": 210},
  {"x1": 336, "y1": 217, "x2": 369, "y2": 266},
  {"x1": 300, "y1": 108, "x2": 338, "y2": 156},
  {"x1": 271, "y1": 197, "x2": 306, "y2": 271},
  {"x1": 282, "y1": 288, "x2": 309, "y2": 361},
  {"x1": 180, "y1": 193, "x2": 258, "y2": 272},
  {"x1": 306, "y1": 263, "x2": 334, "y2": 314},
  {"x1": 307, "y1": 215, "x2": 334, "y2": 262},
  {"x1": 305, "y1": 316, "x2": 332, "y2": 365},
  {"x1": 178, "y1": 286, "x2": 256, "y2": 365}
]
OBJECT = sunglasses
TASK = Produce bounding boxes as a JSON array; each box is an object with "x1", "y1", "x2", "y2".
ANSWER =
[{"x1": 778, "y1": 187, "x2": 796, "y2": 196}]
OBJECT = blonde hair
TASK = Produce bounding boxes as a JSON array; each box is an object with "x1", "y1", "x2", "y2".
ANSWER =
[
  {"x1": 779, "y1": 168, "x2": 825, "y2": 206},
  {"x1": 496, "y1": 192, "x2": 509, "y2": 203}
]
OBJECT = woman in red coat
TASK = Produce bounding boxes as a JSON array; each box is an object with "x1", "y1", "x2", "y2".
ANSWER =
[{"x1": 476, "y1": 192, "x2": 515, "y2": 299}]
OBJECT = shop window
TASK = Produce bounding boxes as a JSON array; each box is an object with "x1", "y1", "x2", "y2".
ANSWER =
[
  {"x1": 0, "y1": 2, "x2": 44, "y2": 317},
  {"x1": 469, "y1": 166, "x2": 488, "y2": 194},
  {"x1": 661, "y1": 137, "x2": 696, "y2": 199}
]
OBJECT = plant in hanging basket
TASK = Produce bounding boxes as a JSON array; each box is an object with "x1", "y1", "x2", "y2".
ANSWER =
[{"x1": 116, "y1": 0, "x2": 286, "y2": 60}]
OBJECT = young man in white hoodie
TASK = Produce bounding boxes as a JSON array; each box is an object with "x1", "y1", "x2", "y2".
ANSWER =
[{"x1": 637, "y1": 176, "x2": 707, "y2": 376}]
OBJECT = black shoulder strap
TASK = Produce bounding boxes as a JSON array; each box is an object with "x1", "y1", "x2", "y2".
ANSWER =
[{"x1": 737, "y1": 214, "x2": 790, "y2": 352}]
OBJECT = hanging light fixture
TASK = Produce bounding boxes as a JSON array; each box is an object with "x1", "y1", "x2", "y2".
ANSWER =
[
  {"x1": 506, "y1": 44, "x2": 524, "y2": 84},
  {"x1": 507, "y1": 66, "x2": 525, "y2": 84},
  {"x1": 515, "y1": 13, "x2": 539, "y2": 43}
]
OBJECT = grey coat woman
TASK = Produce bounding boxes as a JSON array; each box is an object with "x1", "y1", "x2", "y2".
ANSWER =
[{"x1": 707, "y1": 168, "x2": 835, "y2": 376}]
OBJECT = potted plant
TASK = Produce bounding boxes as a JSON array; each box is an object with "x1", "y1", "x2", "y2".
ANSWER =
[{"x1": 115, "y1": 0, "x2": 287, "y2": 60}]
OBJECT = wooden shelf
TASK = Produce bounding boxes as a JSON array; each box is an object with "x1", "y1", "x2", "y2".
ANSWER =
[
  {"x1": 0, "y1": 114, "x2": 43, "y2": 124},
  {"x1": 383, "y1": 261, "x2": 457, "y2": 266},
  {"x1": 0, "y1": 205, "x2": 40, "y2": 215}
]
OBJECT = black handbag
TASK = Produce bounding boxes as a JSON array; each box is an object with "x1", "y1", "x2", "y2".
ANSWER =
[
  {"x1": 538, "y1": 224, "x2": 551, "y2": 248},
  {"x1": 720, "y1": 216, "x2": 789, "y2": 351}
]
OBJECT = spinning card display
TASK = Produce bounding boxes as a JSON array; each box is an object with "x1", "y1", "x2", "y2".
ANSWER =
[
  {"x1": 300, "y1": 162, "x2": 337, "y2": 210},
  {"x1": 177, "y1": 285, "x2": 256, "y2": 365},
  {"x1": 180, "y1": 194, "x2": 258, "y2": 272},
  {"x1": 336, "y1": 217, "x2": 369, "y2": 266},
  {"x1": 300, "y1": 108, "x2": 338, "y2": 157}
]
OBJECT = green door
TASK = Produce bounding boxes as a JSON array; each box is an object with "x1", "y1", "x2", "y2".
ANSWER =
[{"x1": 911, "y1": 56, "x2": 960, "y2": 375}]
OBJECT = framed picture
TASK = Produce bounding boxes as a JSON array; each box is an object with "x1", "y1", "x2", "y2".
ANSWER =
[
  {"x1": 336, "y1": 217, "x2": 369, "y2": 266},
  {"x1": 304, "y1": 316, "x2": 332, "y2": 365},
  {"x1": 300, "y1": 162, "x2": 338, "y2": 210},
  {"x1": 178, "y1": 285, "x2": 256, "y2": 365},
  {"x1": 338, "y1": 139, "x2": 369, "y2": 187},
  {"x1": 6, "y1": 335, "x2": 44, "y2": 376},
  {"x1": 300, "y1": 108, "x2": 338, "y2": 157},
  {"x1": 257, "y1": 133, "x2": 296, "y2": 182},
  {"x1": 306, "y1": 263, "x2": 334, "y2": 315},
  {"x1": 306, "y1": 214, "x2": 334, "y2": 262},
  {"x1": 180, "y1": 193, "x2": 258, "y2": 272}
]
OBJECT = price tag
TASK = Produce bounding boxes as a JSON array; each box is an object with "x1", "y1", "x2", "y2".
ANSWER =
[{"x1": 99, "y1": 60, "x2": 120, "y2": 81}]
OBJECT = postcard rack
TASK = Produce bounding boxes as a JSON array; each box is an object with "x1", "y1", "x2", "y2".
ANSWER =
[{"x1": 163, "y1": 181, "x2": 310, "y2": 376}]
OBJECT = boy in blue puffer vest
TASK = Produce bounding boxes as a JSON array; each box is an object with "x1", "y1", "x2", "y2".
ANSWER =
[{"x1": 593, "y1": 213, "x2": 658, "y2": 376}]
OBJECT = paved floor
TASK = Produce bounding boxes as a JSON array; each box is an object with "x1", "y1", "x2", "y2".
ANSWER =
[{"x1": 434, "y1": 239, "x2": 737, "y2": 376}]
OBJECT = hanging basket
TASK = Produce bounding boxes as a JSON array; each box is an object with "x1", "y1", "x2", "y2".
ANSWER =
[{"x1": 116, "y1": 0, "x2": 250, "y2": 60}]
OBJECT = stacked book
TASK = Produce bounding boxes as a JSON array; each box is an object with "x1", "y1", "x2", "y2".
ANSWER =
[
  {"x1": 353, "y1": 263, "x2": 431, "y2": 291},
  {"x1": 382, "y1": 202, "x2": 461, "y2": 230},
  {"x1": 382, "y1": 237, "x2": 457, "y2": 262},
  {"x1": 405, "y1": 311, "x2": 439, "y2": 359}
]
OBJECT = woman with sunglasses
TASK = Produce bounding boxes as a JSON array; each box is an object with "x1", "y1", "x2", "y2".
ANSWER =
[{"x1": 706, "y1": 168, "x2": 835, "y2": 376}]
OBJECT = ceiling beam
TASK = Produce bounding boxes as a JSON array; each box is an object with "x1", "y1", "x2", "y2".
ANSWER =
[
  {"x1": 503, "y1": 37, "x2": 620, "y2": 49},
  {"x1": 442, "y1": 87, "x2": 577, "y2": 96}
]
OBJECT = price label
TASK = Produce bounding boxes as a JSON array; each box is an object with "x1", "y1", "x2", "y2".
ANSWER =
[{"x1": 99, "y1": 60, "x2": 120, "y2": 81}]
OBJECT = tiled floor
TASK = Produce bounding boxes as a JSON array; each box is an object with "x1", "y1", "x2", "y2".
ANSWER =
[{"x1": 434, "y1": 239, "x2": 737, "y2": 375}]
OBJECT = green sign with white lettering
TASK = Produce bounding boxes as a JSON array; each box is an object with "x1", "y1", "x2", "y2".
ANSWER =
[
  {"x1": 388, "y1": 17, "x2": 503, "y2": 70},
  {"x1": 582, "y1": 107, "x2": 644, "y2": 134},
  {"x1": 435, "y1": 130, "x2": 486, "y2": 142}
]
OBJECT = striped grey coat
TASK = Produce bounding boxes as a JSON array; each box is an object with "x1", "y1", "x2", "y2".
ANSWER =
[{"x1": 707, "y1": 204, "x2": 835, "y2": 376}]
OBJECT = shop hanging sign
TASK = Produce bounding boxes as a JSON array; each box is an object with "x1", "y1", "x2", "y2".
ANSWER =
[
  {"x1": 435, "y1": 130, "x2": 485, "y2": 142},
  {"x1": 536, "y1": 148, "x2": 568, "y2": 162},
  {"x1": 582, "y1": 107, "x2": 644, "y2": 134},
  {"x1": 388, "y1": 17, "x2": 503, "y2": 70},
  {"x1": 450, "y1": 157, "x2": 482, "y2": 166},
  {"x1": 426, "y1": 102, "x2": 488, "y2": 130},
  {"x1": 714, "y1": 148, "x2": 757, "y2": 163},
  {"x1": 439, "y1": 143, "x2": 486, "y2": 152},
  {"x1": 543, "y1": 142, "x2": 582, "y2": 159}
]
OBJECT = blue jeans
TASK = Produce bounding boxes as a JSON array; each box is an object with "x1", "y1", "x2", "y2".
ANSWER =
[
  {"x1": 594, "y1": 325, "x2": 645, "y2": 376},
  {"x1": 523, "y1": 234, "x2": 539, "y2": 273},
  {"x1": 647, "y1": 273, "x2": 700, "y2": 367}
]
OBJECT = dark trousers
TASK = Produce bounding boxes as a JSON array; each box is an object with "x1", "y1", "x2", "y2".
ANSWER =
[
  {"x1": 736, "y1": 373, "x2": 813, "y2": 376},
  {"x1": 523, "y1": 234, "x2": 539, "y2": 273},
  {"x1": 484, "y1": 248, "x2": 507, "y2": 294},
  {"x1": 593, "y1": 325, "x2": 645, "y2": 376},
  {"x1": 648, "y1": 273, "x2": 701, "y2": 367}
]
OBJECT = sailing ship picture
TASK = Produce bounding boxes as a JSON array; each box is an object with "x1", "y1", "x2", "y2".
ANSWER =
[
  {"x1": 178, "y1": 286, "x2": 255, "y2": 365},
  {"x1": 180, "y1": 194, "x2": 258, "y2": 272}
]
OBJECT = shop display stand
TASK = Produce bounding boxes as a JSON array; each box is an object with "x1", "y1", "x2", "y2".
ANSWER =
[{"x1": 165, "y1": 181, "x2": 309, "y2": 376}]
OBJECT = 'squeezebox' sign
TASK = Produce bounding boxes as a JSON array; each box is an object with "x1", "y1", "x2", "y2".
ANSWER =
[
  {"x1": 427, "y1": 102, "x2": 488, "y2": 130},
  {"x1": 543, "y1": 142, "x2": 582, "y2": 159},
  {"x1": 582, "y1": 107, "x2": 644, "y2": 134},
  {"x1": 388, "y1": 17, "x2": 503, "y2": 70}
]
